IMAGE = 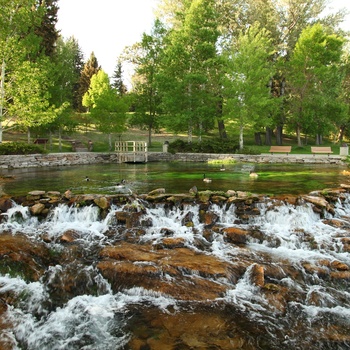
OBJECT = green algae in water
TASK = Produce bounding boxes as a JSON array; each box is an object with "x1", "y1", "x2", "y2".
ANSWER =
[{"x1": 1, "y1": 162, "x2": 347, "y2": 196}]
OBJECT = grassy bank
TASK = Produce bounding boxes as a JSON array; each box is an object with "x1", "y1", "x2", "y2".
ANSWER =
[{"x1": 2, "y1": 127, "x2": 344, "y2": 155}]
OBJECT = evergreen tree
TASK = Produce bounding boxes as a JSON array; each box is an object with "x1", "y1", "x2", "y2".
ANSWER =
[
  {"x1": 35, "y1": 0, "x2": 59, "y2": 57},
  {"x1": 112, "y1": 60, "x2": 128, "y2": 96},
  {"x1": 76, "y1": 52, "x2": 100, "y2": 112}
]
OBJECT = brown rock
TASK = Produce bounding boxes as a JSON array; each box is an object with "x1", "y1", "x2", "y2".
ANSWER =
[
  {"x1": 330, "y1": 260, "x2": 349, "y2": 271},
  {"x1": 249, "y1": 263, "x2": 264, "y2": 287},
  {"x1": 0, "y1": 233, "x2": 51, "y2": 281},
  {"x1": 94, "y1": 196, "x2": 110, "y2": 210},
  {"x1": 98, "y1": 242, "x2": 232, "y2": 300},
  {"x1": 60, "y1": 230, "x2": 80, "y2": 243},
  {"x1": 222, "y1": 227, "x2": 249, "y2": 244},
  {"x1": 30, "y1": 203, "x2": 46, "y2": 215},
  {"x1": 148, "y1": 188, "x2": 165, "y2": 196}
]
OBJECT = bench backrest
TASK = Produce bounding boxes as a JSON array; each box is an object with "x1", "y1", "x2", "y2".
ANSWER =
[
  {"x1": 311, "y1": 147, "x2": 332, "y2": 152},
  {"x1": 269, "y1": 146, "x2": 291, "y2": 152}
]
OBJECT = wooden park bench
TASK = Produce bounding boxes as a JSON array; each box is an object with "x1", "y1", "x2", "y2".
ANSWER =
[
  {"x1": 34, "y1": 138, "x2": 48, "y2": 149},
  {"x1": 269, "y1": 146, "x2": 292, "y2": 155},
  {"x1": 311, "y1": 146, "x2": 333, "y2": 156}
]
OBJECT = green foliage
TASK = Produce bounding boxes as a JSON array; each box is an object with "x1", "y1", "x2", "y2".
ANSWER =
[
  {"x1": 223, "y1": 22, "x2": 278, "y2": 150},
  {"x1": 168, "y1": 138, "x2": 238, "y2": 153},
  {"x1": 0, "y1": 142, "x2": 45, "y2": 155},
  {"x1": 287, "y1": 24, "x2": 345, "y2": 145}
]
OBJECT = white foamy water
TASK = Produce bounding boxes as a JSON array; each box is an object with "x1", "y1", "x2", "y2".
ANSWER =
[{"x1": 0, "y1": 195, "x2": 350, "y2": 348}]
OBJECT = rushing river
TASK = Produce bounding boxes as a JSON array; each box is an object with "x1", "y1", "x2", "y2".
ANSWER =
[{"x1": 0, "y1": 162, "x2": 350, "y2": 349}]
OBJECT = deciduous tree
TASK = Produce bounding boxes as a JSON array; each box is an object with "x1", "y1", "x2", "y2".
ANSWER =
[
  {"x1": 223, "y1": 23, "x2": 277, "y2": 150},
  {"x1": 83, "y1": 70, "x2": 128, "y2": 150},
  {"x1": 286, "y1": 24, "x2": 345, "y2": 146}
]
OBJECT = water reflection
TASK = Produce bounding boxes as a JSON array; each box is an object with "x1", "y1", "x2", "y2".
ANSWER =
[{"x1": 0, "y1": 162, "x2": 348, "y2": 196}]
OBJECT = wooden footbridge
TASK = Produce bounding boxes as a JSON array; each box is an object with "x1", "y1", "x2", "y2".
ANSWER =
[{"x1": 115, "y1": 141, "x2": 148, "y2": 163}]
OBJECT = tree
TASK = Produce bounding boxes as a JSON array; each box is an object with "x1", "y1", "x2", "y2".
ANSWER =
[
  {"x1": 286, "y1": 24, "x2": 345, "y2": 146},
  {"x1": 223, "y1": 23, "x2": 277, "y2": 150},
  {"x1": 48, "y1": 36, "x2": 84, "y2": 150},
  {"x1": 83, "y1": 70, "x2": 128, "y2": 150},
  {"x1": 159, "y1": 0, "x2": 221, "y2": 142},
  {"x1": 7, "y1": 58, "x2": 57, "y2": 142},
  {"x1": 0, "y1": 0, "x2": 60, "y2": 143},
  {"x1": 112, "y1": 59, "x2": 128, "y2": 96},
  {"x1": 35, "y1": 0, "x2": 59, "y2": 57},
  {"x1": 76, "y1": 52, "x2": 101, "y2": 112},
  {"x1": 128, "y1": 19, "x2": 167, "y2": 146}
]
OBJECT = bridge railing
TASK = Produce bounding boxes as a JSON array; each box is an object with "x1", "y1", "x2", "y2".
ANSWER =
[{"x1": 115, "y1": 141, "x2": 148, "y2": 163}]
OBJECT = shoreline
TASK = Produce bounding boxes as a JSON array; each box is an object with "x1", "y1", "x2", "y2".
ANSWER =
[{"x1": 0, "y1": 151, "x2": 346, "y2": 169}]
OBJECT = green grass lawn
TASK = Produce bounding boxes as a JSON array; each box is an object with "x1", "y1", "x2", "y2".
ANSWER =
[{"x1": 3, "y1": 125, "x2": 345, "y2": 155}]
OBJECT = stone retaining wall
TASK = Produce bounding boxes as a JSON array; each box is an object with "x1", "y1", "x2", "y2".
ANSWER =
[{"x1": 0, "y1": 151, "x2": 345, "y2": 169}]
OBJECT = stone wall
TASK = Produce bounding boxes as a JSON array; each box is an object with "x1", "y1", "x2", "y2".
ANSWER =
[{"x1": 0, "y1": 151, "x2": 345, "y2": 169}]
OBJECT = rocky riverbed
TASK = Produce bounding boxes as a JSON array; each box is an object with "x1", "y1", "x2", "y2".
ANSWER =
[{"x1": 0, "y1": 186, "x2": 350, "y2": 349}]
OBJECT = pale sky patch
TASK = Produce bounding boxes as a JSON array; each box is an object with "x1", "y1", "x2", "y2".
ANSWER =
[{"x1": 57, "y1": 0, "x2": 350, "y2": 85}]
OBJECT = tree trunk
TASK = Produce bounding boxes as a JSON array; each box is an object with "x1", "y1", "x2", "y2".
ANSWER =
[
  {"x1": 265, "y1": 127, "x2": 272, "y2": 146},
  {"x1": 217, "y1": 119, "x2": 227, "y2": 139},
  {"x1": 188, "y1": 121, "x2": 193, "y2": 143},
  {"x1": 216, "y1": 96, "x2": 227, "y2": 139},
  {"x1": 316, "y1": 134, "x2": 323, "y2": 145},
  {"x1": 58, "y1": 126, "x2": 62, "y2": 152},
  {"x1": 148, "y1": 126, "x2": 152, "y2": 147},
  {"x1": 337, "y1": 125, "x2": 346, "y2": 143},
  {"x1": 296, "y1": 125, "x2": 302, "y2": 146},
  {"x1": 239, "y1": 124, "x2": 244, "y2": 150},
  {"x1": 108, "y1": 133, "x2": 112, "y2": 151},
  {"x1": 276, "y1": 125, "x2": 283, "y2": 145},
  {"x1": 254, "y1": 132, "x2": 262, "y2": 145},
  {"x1": 27, "y1": 127, "x2": 31, "y2": 144}
]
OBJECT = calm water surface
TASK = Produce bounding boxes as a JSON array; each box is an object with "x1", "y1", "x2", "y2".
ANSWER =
[{"x1": 1, "y1": 162, "x2": 348, "y2": 196}]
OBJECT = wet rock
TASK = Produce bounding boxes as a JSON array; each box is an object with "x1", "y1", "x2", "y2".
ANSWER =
[
  {"x1": 126, "y1": 307, "x2": 249, "y2": 350},
  {"x1": 60, "y1": 229, "x2": 81, "y2": 243},
  {"x1": 30, "y1": 202, "x2": 46, "y2": 215},
  {"x1": 199, "y1": 210, "x2": 219, "y2": 226},
  {"x1": 330, "y1": 271, "x2": 350, "y2": 280},
  {"x1": 94, "y1": 196, "x2": 110, "y2": 210},
  {"x1": 223, "y1": 227, "x2": 249, "y2": 244},
  {"x1": 0, "y1": 197, "x2": 13, "y2": 213},
  {"x1": 98, "y1": 242, "x2": 231, "y2": 301},
  {"x1": 154, "y1": 237, "x2": 186, "y2": 249},
  {"x1": 64, "y1": 189, "x2": 73, "y2": 200},
  {"x1": 249, "y1": 263, "x2": 265, "y2": 287},
  {"x1": 28, "y1": 190, "x2": 46, "y2": 197},
  {"x1": 148, "y1": 188, "x2": 165, "y2": 196},
  {"x1": 330, "y1": 260, "x2": 349, "y2": 271},
  {"x1": 0, "y1": 233, "x2": 52, "y2": 281}
]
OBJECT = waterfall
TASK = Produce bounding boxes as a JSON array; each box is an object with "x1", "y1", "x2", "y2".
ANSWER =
[{"x1": 1, "y1": 195, "x2": 350, "y2": 349}]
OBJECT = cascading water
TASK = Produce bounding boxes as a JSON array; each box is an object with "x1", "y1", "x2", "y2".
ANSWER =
[{"x1": 0, "y1": 192, "x2": 350, "y2": 349}]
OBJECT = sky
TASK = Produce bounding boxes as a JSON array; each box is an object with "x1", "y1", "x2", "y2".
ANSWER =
[
  {"x1": 57, "y1": 0, "x2": 158, "y2": 85},
  {"x1": 57, "y1": 0, "x2": 350, "y2": 85}
]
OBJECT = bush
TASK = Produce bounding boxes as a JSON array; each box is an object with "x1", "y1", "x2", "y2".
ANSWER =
[
  {"x1": 0, "y1": 142, "x2": 46, "y2": 155},
  {"x1": 168, "y1": 138, "x2": 239, "y2": 154},
  {"x1": 236, "y1": 146, "x2": 261, "y2": 155}
]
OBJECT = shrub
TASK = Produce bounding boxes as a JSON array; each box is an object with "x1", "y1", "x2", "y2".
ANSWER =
[
  {"x1": 168, "y1": 138, "x2": 239, "y2": 154},
  {"x1": 236, "y1": 146, "x2": 261, "y2": 155},
  {"x1": 0, "y1": 142, "x2": 46, "y2": 155}
]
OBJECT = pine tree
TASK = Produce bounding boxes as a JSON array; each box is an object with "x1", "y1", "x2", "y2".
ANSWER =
[
  {"x1": 76, "y1": 52, "x2": 100, "y2": 112},
  {"x1": 112, "y1": 60, "x2": 128, "y2": 96},
  {"x1": 35, "y1": 0, "x2": 59, "y2": 57}
]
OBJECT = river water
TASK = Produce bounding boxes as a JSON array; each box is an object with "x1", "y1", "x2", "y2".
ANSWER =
[
  {"x1": 0, "y1": 162, "x2": 348, "y2": 196},
  {"x1": 0, "y1": 162, "x2": 350, "y2": 349}
]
